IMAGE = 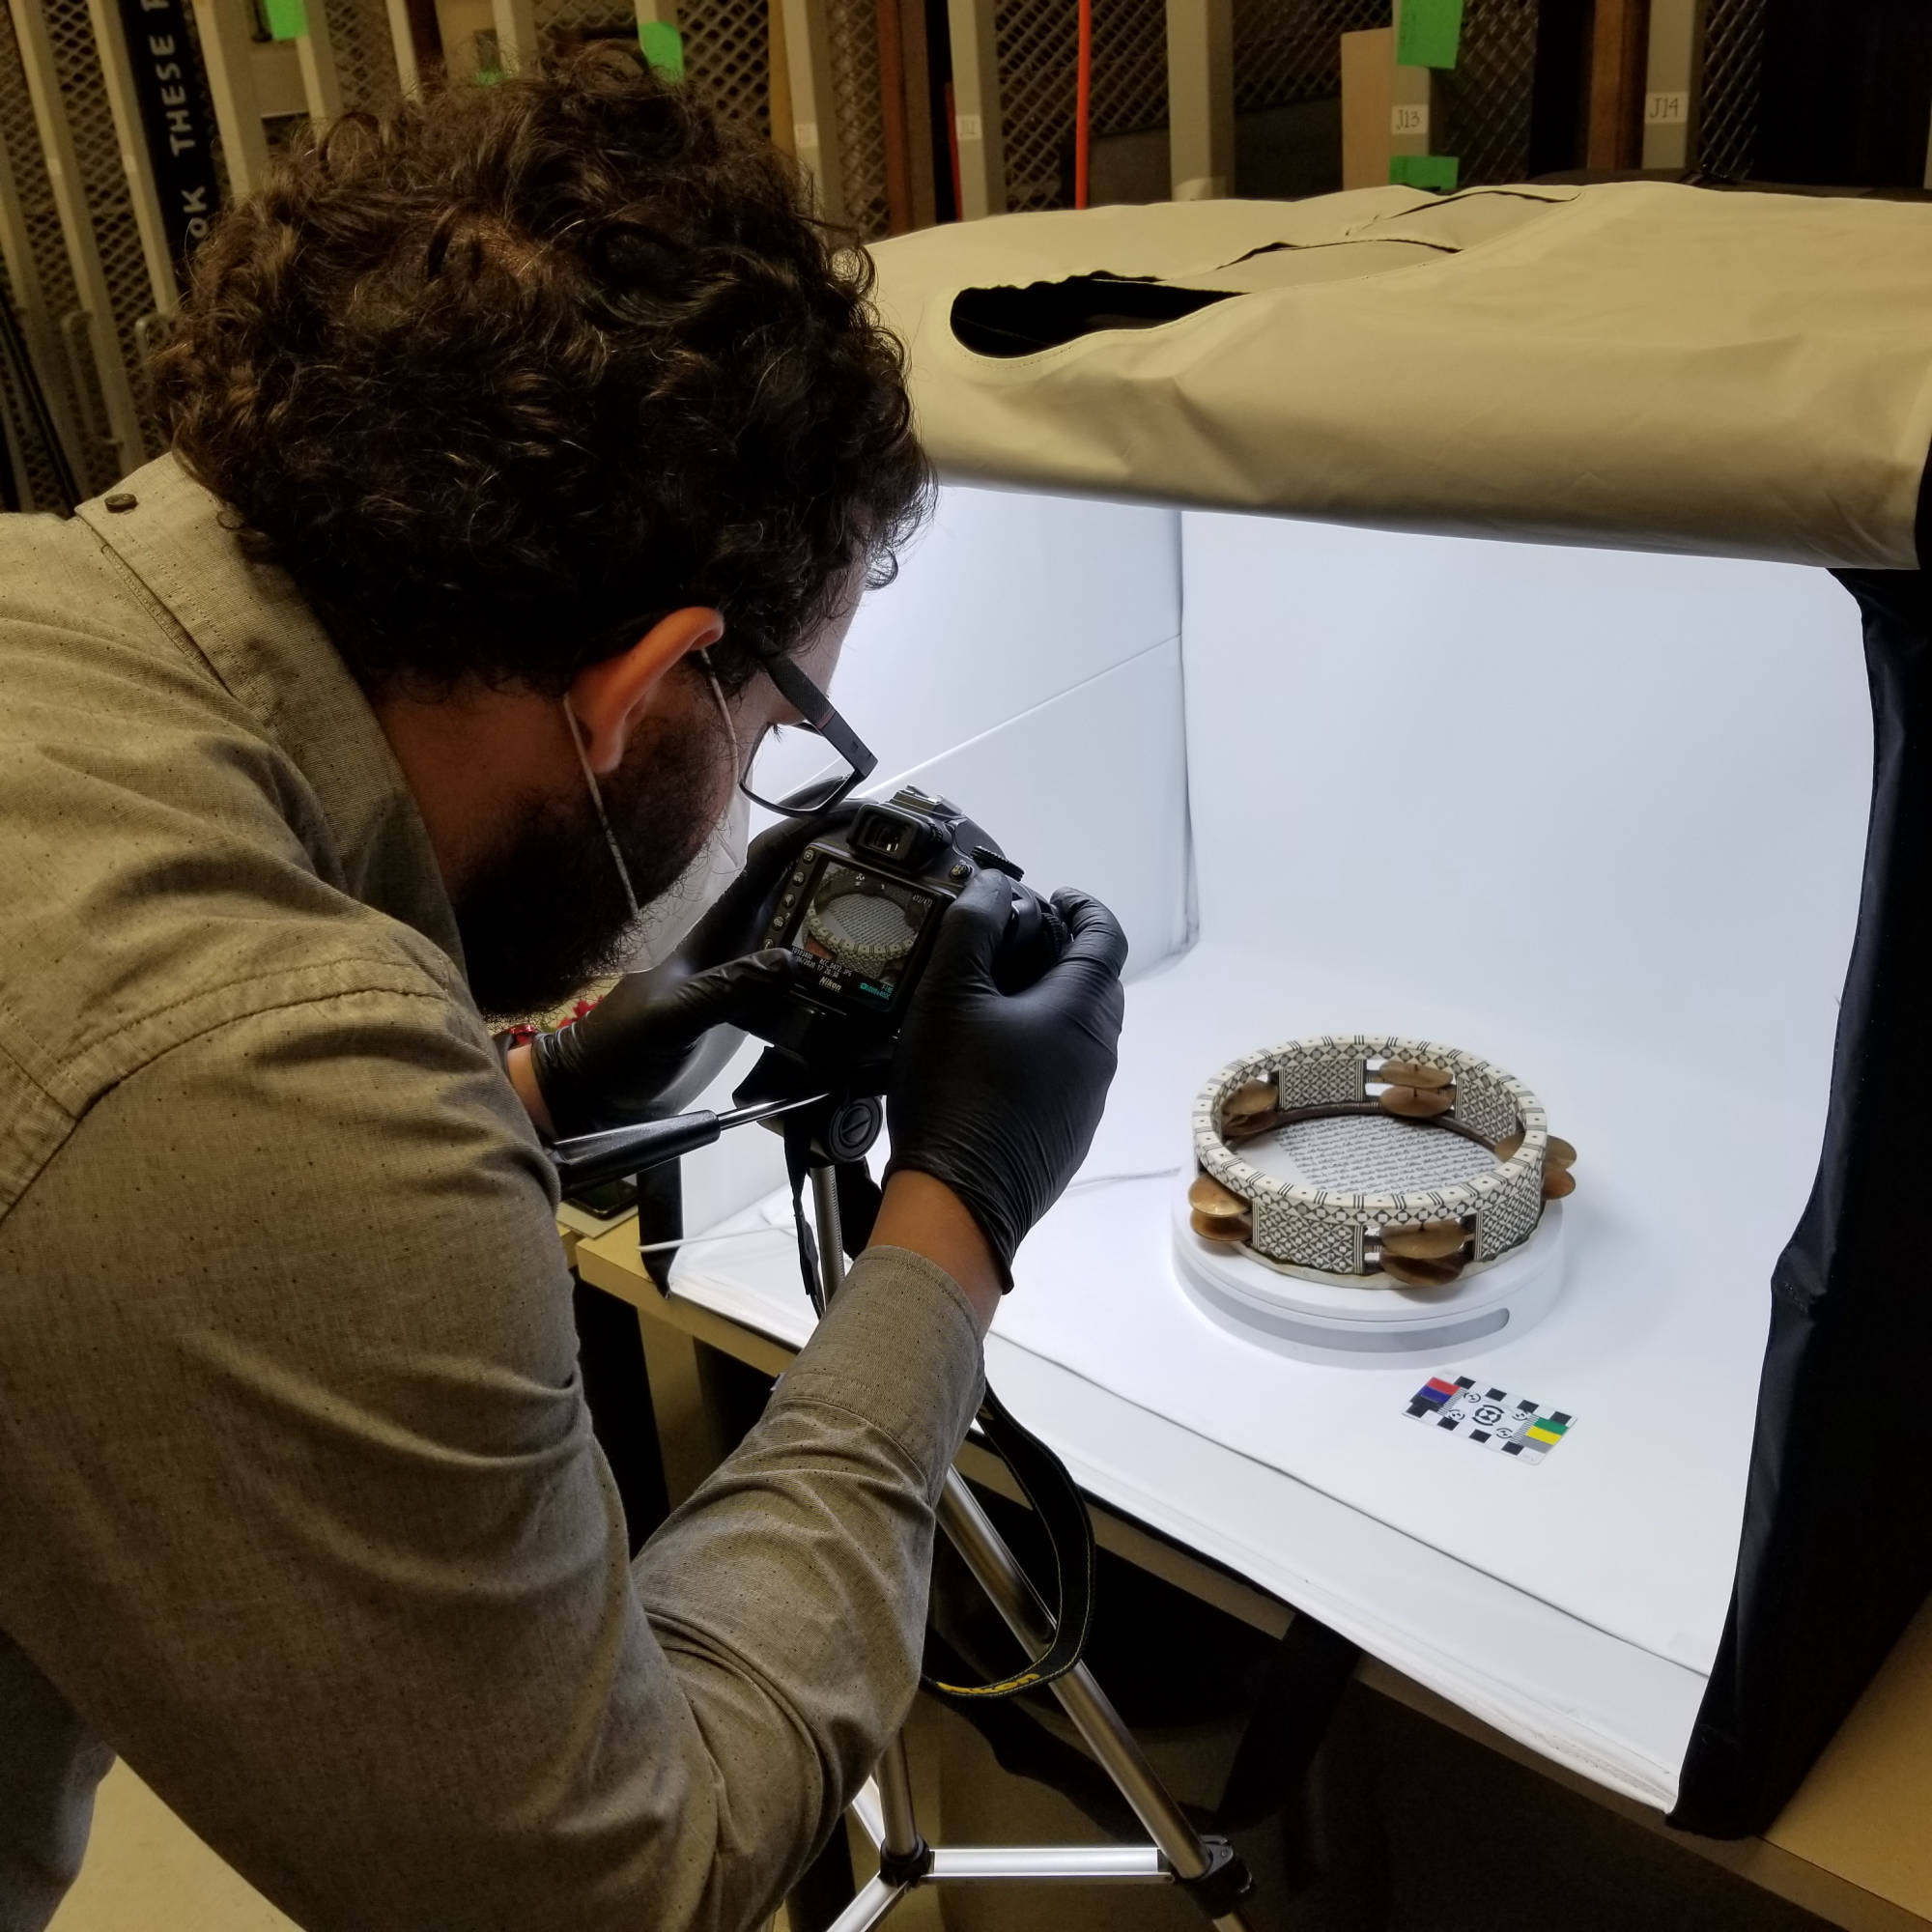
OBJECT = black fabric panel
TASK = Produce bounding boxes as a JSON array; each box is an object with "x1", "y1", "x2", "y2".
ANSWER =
[
  {"x1": 951, "y1": 275, "x2": 1235, "y2": 358},
  {"x1": 1671, "y1": 564, "x2": 1932, "y2": 1835}
]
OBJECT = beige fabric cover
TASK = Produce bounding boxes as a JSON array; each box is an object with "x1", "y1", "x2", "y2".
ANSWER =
[{"x1": 869, "y1": 183, "x2": 1932, "y2": 567}]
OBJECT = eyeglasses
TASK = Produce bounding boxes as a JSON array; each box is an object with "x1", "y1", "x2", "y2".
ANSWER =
[{"x1": 737, "y1": 638, "x2": 878, "y2": 818}]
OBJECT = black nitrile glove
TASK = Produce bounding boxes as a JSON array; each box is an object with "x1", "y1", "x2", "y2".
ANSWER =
[
  {"x1": 666, "y1": 800, "x2": 858, "y2": 990},
  {"x1": 529, "y1": 952, "x2": 802, "y2": 1139},
  {"x1": 528, "y1": 804, "x2": 855, "y2": 1139},
  {"x1": 884, "y1": 869, "x2": 1129, "y2": 1284}
]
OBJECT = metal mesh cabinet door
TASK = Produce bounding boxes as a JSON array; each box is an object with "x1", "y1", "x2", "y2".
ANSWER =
[
  {"x1": 681, "y1": 0, "x2": 770, "y2": 134},
  {"x1": 528, "y1": 0, "x2": 638, "y2": 50},
  {"x1": 0, "y1": 0, "x2": 144, "y2": 489},
  {"x1": 521, "y1": 0, "x2": 772, "y2": 136},
  {"x1": 994, "y1": 0, "x2": 1166, "y2": 213},
  {"x1": 320, "y1": 0, "x2": 407, "y2": 114},
  {"x1": 1231, "y1": 0, "x2": 1386, "y2": 117},
  {"x1": 4, "y1": 0, "x2": 182, "y2": 479},
  {"x1": 1231, "y1": 0, "x2": 1539, "y2": 189},
  {"x1": 1696, "y1": 0, "x2": 1765, "y2": 179},
  {"x1": 0, "y1": 257, "x2": 77, "y2": 508},
  {"x1": 824, "y1": 0, "x2": 886, "y2": 237},
  {"x1": 0, "y1": 20, "x2": 92, "y2": 499},
  {"x1": 1436, "y1": 0, "x2": 1538, "y2": 185}
]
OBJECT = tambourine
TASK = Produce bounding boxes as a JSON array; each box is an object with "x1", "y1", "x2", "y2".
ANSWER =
[{"x1": 1186, "y1": 1036, "x2": 1577, "y2": 1289}]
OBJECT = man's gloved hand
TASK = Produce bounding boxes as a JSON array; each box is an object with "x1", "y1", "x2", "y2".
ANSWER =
[
  {"x1": 883, "y1": 869, "x2": 1129, "y2": 1285},
  {"x1": 527, "y1": 807, "x2": 853, "y2": 1138},
  {"x1": 664, "y1": 801, "x2": 858, "y2": 992},
  {"x1": 527, "y1": 951, "x2": 799, "y2": 1139}
]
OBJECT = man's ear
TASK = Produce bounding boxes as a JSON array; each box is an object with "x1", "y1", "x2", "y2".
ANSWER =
[{"x1": 567, "y1": 607, "x2": 725, "y2": 774}]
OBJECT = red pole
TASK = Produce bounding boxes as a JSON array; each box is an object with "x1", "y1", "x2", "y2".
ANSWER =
[{"x1": 1074, "y1": 0, "x2": 1093, "y2": 208}]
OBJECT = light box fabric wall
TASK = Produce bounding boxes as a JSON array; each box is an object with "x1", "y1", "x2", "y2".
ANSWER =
[{"x1": 869, "y1": 184, "x2": 1932, "y2": 570}]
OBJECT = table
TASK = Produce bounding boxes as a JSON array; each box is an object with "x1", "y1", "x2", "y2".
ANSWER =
[{"x1": 566, "y1": 1208, "x2": 1932, "y2": 1932}]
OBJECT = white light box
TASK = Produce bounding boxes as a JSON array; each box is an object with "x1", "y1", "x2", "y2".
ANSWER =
[{"x1": 669, "y1": 486, "x2": 1874, "y2": 1806}]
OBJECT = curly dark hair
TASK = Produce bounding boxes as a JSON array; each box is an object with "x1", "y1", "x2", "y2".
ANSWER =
[{"x1": 153, "y1": 49, "x2": 929, "y2": 696}]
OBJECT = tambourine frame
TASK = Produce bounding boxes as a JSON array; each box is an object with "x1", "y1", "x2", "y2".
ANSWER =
[{"x1": 1189, "y1": 1036, "x2": 1554, "y2": 1283}]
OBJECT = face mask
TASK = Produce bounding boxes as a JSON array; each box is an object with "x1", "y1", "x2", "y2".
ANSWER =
[
  {"x1": 561, "y1": 657, "x2": 754, "y2": 975},
  {"x1": 615, "y1": 787, "x2": 749, "y2": 971}
]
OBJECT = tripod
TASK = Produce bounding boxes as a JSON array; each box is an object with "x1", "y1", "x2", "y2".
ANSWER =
[
  {"x1": 551, "y1": 1098, "x2": 1256, "y2": 1929},
  {"x1": 805, "y1": 1133, "x2": 1254, "y2": 1930}
]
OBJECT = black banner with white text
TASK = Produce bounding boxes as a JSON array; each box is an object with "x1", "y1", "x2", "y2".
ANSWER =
[{"x1": 115, "y1": 0, "x2": 223, "y2": 282}]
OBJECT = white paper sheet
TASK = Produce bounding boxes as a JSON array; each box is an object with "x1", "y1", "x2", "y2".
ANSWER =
[{"x1": 666, "y1": 1178, "x2": 1707, "y2": 1808}]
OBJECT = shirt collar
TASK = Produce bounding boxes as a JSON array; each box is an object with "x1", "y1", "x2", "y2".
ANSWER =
[{"x1": 77, "y1": 454, "x2": 466, "y2": 973}]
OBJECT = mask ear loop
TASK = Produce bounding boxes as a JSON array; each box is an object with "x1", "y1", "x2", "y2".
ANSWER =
[
  {"x1": 698, "y1": 649, "x2": 740, "y2": 773},
  {"x1": 561, "y1": 699, "x2": 641, "y2": 922}
]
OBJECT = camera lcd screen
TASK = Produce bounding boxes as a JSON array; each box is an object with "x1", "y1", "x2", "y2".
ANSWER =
[{"x1": 784, "y1": 857, "x2": 938, "y2": 1010}]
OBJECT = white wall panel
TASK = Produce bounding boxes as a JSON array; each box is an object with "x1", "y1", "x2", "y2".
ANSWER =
[
  {"x1": 1177, "y1": 513, "x2": 1869, "y2": 1103},
  {"x1": 756, "y1": 482, "x2": 1181, "y2": 800}
]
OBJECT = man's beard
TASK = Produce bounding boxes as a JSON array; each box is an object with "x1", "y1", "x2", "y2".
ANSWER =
[{"x1": 457, "y1": 715, "x2": 720, "y2": 1022}]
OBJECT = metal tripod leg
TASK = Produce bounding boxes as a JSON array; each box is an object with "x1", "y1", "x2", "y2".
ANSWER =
[
  {"x1": 807, "y1": 1164, "x2": 1254, "y2": 1931},
  {"x1": 822, "y1": 1739, "x2": 923, "y2": 1932},
  {"x1": 937, "y1": 1475, "x2": 1252, "y2": 1931}
]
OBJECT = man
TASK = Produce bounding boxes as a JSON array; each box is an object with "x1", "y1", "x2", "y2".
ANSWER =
[{"x1": 0, "y1": 52, "x2": 1127, "y2": 1932}]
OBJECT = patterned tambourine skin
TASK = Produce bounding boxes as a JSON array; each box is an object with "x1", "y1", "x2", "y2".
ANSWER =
[{"x1": 1187, "y1": 1036, "x2": 1577, "y2": 1288}]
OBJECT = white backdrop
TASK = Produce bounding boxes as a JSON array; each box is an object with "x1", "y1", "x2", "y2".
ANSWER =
[{"x1": 1179, "y1": 515, "x2": 1873, "y2": 1078}]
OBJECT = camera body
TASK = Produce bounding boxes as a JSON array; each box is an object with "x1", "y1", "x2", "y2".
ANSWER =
[{"x1": 745, "y1": 786, "x2": 1065, "y2": 1082}]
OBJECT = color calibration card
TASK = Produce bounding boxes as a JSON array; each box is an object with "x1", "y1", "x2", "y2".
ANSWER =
[{"x1": 1406, "y1": 1376, "x2": 1573, "y2": 1463}]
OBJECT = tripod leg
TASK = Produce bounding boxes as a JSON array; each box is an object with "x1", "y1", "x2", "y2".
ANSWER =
[
  {"x1": 936, "y1": 1473, "x2": 1254, "y2": 1931},
  {"x1": 872, "y1": 1733, "x2": 923, "y2": 1862},
  {"x1": 810, "y1": 1164, "x2": 932, "y2": 1888},
  {"x1": 807, "y1": 1158, "x2": 1245, "y2": 1921},
  {"x1": 825, "y1": 1874, "x2": 907, "y2": 1932}
]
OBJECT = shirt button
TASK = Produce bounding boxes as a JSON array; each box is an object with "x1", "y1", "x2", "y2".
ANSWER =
[{"x1": 103, "y1": 492, "x2": 137, "y2": 512}]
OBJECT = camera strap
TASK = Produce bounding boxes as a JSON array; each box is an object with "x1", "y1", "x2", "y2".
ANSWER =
[
  {"x1": 781, "y1": 1128, "x2": 828, "y2": 1319},
  {"x1": 780, "y1": 1123, "x2": 1096, "y2": 1699},
  {"x1": 926, "y1": 1381, "x2": 1096, "y2": 1699}
]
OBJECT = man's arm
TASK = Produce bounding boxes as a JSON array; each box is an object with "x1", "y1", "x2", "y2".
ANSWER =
[{"x1": 0, "y1": 983, "x2": 980, "y2": 1932}]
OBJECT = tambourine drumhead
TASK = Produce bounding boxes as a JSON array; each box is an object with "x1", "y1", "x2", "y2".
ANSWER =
[
  {"x1": 807, "y1": 886, "x2": 921, "y2": 968},
  {"x1": 1239, "y1": 1112, "x2": 1497, "y2": 1196}
]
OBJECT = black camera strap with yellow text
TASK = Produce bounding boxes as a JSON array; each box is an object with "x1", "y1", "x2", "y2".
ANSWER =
[{"x1": 781, "y1": 1121, "x2": 1096, "y2": 1699}]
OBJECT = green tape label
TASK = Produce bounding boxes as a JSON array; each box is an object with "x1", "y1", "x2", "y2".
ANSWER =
[
  {"x1": 639, "y1": 18, "x2": 685, "y2": 76},
  {"x1": 263, "y1": 0, "x2": 307, "y2": 39},
  {"x1": 1389, "y1": 154, "x2": 1460, "y2": 192},
  {"x1": 1396, "y1": 0, "x2": 1463, "y2": 70}
]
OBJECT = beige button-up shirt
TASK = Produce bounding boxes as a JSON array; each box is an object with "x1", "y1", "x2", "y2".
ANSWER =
[{"x1": 0, "y1": 456, "x2": 983, "y2": 1931}]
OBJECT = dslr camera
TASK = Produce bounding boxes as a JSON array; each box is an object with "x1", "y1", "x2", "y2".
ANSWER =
[{"x1": 744, "y1": 786, "x2": 1066, "y2": 1084}]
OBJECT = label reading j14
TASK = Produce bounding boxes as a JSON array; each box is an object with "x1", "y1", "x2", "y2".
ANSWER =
[{"x1": 1406, "y1": 1376, "x2": 1573, "y2": 1464}]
